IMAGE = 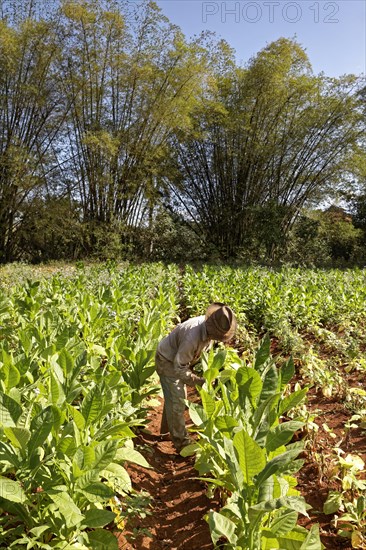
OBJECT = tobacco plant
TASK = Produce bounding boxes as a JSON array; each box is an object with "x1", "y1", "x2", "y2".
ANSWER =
[
  {"x1": 183, "y1": 336, "x2": 323, "y2": 549},
  {"x1": 0, "y1": 263, "x2": 180, "y2": 547}
]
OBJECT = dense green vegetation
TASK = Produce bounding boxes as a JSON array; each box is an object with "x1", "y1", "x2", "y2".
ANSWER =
[
  {"x1": 0, "y1": 263, "x2": 179, "y2": 548},
  {"x1": 1, "y1": 263, "x2": 366, "y2": 548},
  {"x1": 0, "y1": 0, "x2": 365, "y2": 265}
]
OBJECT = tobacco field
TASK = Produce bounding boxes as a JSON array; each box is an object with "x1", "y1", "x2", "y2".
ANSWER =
[{"x1": 0, "y1": 262, "x2": 366, "y2": 549}]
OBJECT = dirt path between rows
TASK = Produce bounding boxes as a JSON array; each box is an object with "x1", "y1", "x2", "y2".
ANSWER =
[
  {"x1": 116, "y1": 388, "x2": 219, "y2": 549},
  {"x1": 115, "y1": 372, "x2": 366, "y2": 549}
]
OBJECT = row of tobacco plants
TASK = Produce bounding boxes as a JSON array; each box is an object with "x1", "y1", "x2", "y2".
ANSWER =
[
  {"x1": 183, "y1": 264, "x2": 366, "y2": 549},
  {"x1": 0, "y1": 262, "x2": 179, "y2": 548},
  {"x1": 183, "y1": 337, "x2": 322, "y2": 549},
  {"x1": 1, "y1": 262, "x2": 366, "y2": 548}
]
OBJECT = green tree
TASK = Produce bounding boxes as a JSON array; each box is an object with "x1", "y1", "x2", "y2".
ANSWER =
[
  {"x1": 59, "y1": 0, "x2": 207, "y2": 253},
  {"x1": 0, "y1": 16, "x2": 63, "y2": 262},
  {"x1": 169, "y1": 38, "x2": 365, "y2": 260}
]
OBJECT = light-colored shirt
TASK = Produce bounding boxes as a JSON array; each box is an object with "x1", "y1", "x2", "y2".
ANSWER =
[{"x1": 157, "y1": 315, "x2": 212, "y2": 384}]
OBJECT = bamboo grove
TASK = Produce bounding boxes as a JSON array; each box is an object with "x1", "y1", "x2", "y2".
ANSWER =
[{"x1": 0, "y1": 0, "x2": 365, "y2": 263}]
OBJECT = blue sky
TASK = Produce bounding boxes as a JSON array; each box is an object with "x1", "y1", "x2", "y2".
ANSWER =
[{"x1": 155, "y1": 0, "x2": 366, "y2": 77}]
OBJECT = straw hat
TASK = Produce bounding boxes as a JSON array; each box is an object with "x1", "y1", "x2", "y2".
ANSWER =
[{"x1": 205, "y1": 302, "x2": 237, "y2": 342}]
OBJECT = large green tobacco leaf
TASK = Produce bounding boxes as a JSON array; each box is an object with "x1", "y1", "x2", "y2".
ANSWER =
[
  {"x1": 269, "y1": 509, "x2": 298, "y2": 535},
  {"x1": 83, "y1": 508, "x2": 116, "y2": 528},
  {"x1": 81, "y1": 386, "x2": 103, "y2": 426},
  {"x1": 73, "y1": 446, "x2": 96, "y2": 475},
  {"x1": 200, "y1": 388, "x2": 217, "y2": 419},
  {"x1": 67, "y1": 404, "x2": 86, "y2": 430},
  {"x1": 233, "y1": 429, "x2": 266, "y2": 484},
  {"x1": 79, "y1": 482, "x2": 115, "y2": 502},
  {"x1": 250, "y1": 496, "x2": 308, "y2": 517},
  {"x1": 236, "y1": 366, "x2": 263, "y2": 408},
  {"x1": 50, "y1": 371, "x2": 66, "y2": 407},
  {"x1": 92, "y1": 440, "x2": 118, "y2": 470},
  {"x1": 99, "y1": 463, "x2": 132, "y2": 494},
  {"x1": 254, "y1": 334, "x2": 271, "y2": 372},
  {"x1": 87, "y1": 528, "x2": 119, "y2": 549},
  {"x1": 28, "y1": 406, "x2": 55, "y2": 457},
  {"x1": 259, "y1": 362, "x2": 279, "y2": 405},
  {"x1": 252, "y1": 393, "x2": 281, "y2": 445},
  {"x1": 48, "y1": 492, "x2": 84, "y2": 528},
  {"x1": 114, "y1": 447, "x2": 151, "y2": 468},
  {"x1": 280, "y1": 357, "x2": 295, "y2": 389},
  {"x1": 205, "y1": 510, "x2": 238, "y2": 545},
  {"x1": 4, "y1": 426, "x2": 31, "y2": 451},
  {"x1": 262, "y1": 524, "x2": 323, "y2": 549},
  {"x1": 0, "y1": 392, "x2": 22, "y2": 427},
  {"x1": 255, "y1": 449, "x2": 303, "y2": 488},
  {"x1": 299, "y1": 524, "x2": 322, "y2": 549},
  {"x1": 3, "y1": 361, "x2": 21, "y2": 390},
  {"x1": 266, "y1": 421, "x2": 304, "y2": 453},
  {"x1": 279, "y1": 388, "x2": 308, "y2": 416},
  {"x1": 57, "y1": 348, "x2": 74, "y2": 376}
]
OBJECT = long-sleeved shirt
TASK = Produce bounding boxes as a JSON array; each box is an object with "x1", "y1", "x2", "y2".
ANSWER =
[{"x1": 156, "y1": 315, "x2": 212, "y2": 385}]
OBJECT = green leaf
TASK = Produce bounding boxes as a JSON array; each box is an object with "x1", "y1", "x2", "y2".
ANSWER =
[
  {"x1": 81, "y1": 482, "x2": 115, "y2": 501},
  {"x1": 323, "y1": 491, "x2": 342, "y2": 514},
  {"x1": 0, "y1": 392, "x2": 22, "y2": 427},
  {"x1": 92, "y1": 440, "x2": 118, "y2": 470},
  {"x1": 50, "y1": 371, "x2": 65, "y2": 406},
  {"x1": 299, "y1": 524, "x2": 322, "y2": 549},
  {"x1": 251, "y1": 496, "x2": 308, "y2": 517},
  {"x1": 200, "y1": 389, "x2": 216, "y2": 418},
  {"x1": 275, "y1": 525, "x2": 310, "y2": 546},
  {"x1": 260, "y1": 363, "x2": 279, "y2": 404},
  {"x1": 58, "y1": 348, "x2": 74, "y2": 376},
  {"x1": 4, "y1": 427, "x2": 31, "y2": 451},
  {"x1": 0, "y1": 476, "x2": 27, "y2": 503},
  {"x1": 0, "y1": 441, "x2": 20, "y2": 467},
  {"x1": 88, "y1": 528, "x2": 119, "y2": 549},
  {"x1": 75, "y1": 469, "x2": 99, "y2": 490},
  {"x1": 4, "y1": 362, "x2": 21, "y2": 390},
  {"x1": 255, "y1": 450, "x2": 303, "y2": 488},
  {"x1": 236, "y1": 366, "x2": 263, "y2": 407},
  {"x1": 233, "y1": 429, "x2": 266, "y2": 484},
  {"x1": 266, "y1": 421, "x2": 304, "y2": 452},
  {"x1": 279, "y1": 388, "x2": 308, "y2": 416},
  {"x1": 252, "y1": 393, "x2": 281, "y2": 442},
  {"x1": 214, "y1": 415, "x2": 238, "y2": 436},
  {"x1": 83, "y1": 508, "x2": 116, "y2": 528},
  {"x1": 73, "y1": 446, "x2": 96, "y2": 475},
  {"x1": 254, "y1": 334, "x2": 271, "y2": 372},
  {"x1": 187, "y1": 401, "x2": 206, "y2": 426},
  {"x1": 29, "y1": 525, "x2": 51, "y2": 538},
  {"x1": 205, "y1": 510, "x2": 238, "y2": 545},
  {"x1": 81, "y1": 385, "x2": 103, "y2": 425},
  {"x1": 280, "y1": 357, "x2": 295, "y2": 388},
  {"x1": 67, "y1": 404, "x2": 86, "y2": 430},
  {"x1": 48, "y1": 491, "x2": 84, "y2": 528},
  {"x1": 28, "y1": 406, "x2": 55, "y2": 457},
  {"x1": 270, "y1": 509, "x2": 298, "y2": 535},
  {"x1": 114, "y1": 447, "x2": 151, "y2": 468},
  {"x1": 100, "y1": 463, "x2": 132, "y2": 493}
]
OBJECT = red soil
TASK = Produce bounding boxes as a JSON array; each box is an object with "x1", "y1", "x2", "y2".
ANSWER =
[{"x1": 116, "y1": 382, "x2": 366, "y2": 549}]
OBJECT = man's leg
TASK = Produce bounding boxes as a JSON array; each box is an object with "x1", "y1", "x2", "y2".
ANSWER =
[{"x1": 159, "y1": 372, "x2": 190, "y2": 451}]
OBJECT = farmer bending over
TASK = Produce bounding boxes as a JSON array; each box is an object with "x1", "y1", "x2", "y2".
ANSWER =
[{"x1": 155, "y1": 302, "x2": 237, "y2": 453}]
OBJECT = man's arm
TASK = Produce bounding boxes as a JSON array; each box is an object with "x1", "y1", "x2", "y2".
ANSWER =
[{"x1": 173, "y1": 341, "x2": 205, "y2": 387}]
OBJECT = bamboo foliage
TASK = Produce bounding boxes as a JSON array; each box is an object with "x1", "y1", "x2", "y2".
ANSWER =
[
  {"x1": 171, "y1": 39, "x2": 364, "y2": 259},
  {"x1": 0, "y1": 17, "x2": 63, "y2": 261},
  {"x1": 59, "y1": 0, "x2": 206, "y2": 230}
]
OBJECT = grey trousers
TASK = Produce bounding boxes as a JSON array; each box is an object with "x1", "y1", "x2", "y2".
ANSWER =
[{"x1": 155, "y1": 351, "x2": 190, "y2": 450}]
